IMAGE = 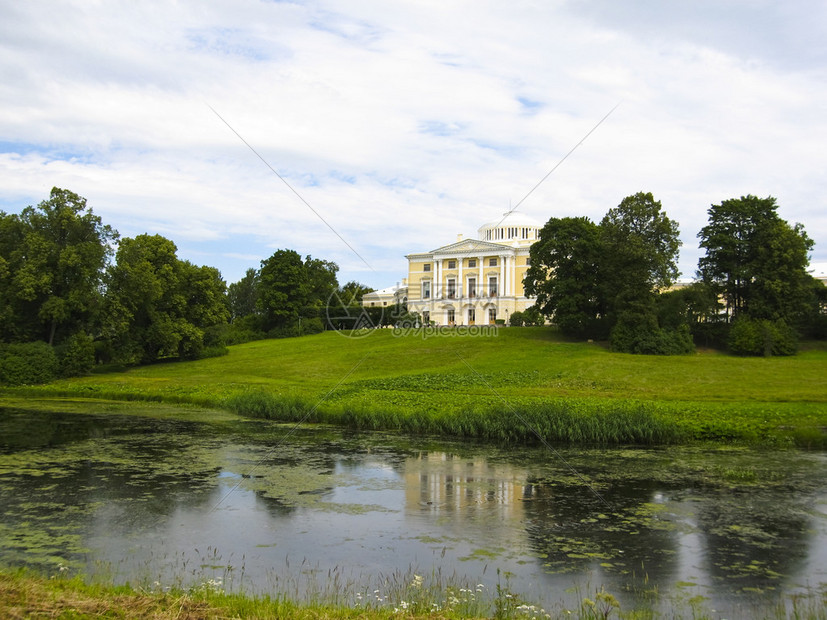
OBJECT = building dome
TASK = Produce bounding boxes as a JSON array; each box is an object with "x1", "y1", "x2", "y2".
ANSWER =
[{"x1": 477, "y1": 211, "x2": 542, "y2": 244}]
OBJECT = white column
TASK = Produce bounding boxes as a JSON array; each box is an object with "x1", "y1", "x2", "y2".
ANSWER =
[
  {"x1": 478, "y1": 256, "x2": 483, "y2": 296},
  {"x1": 434, "y1": 259, "x2": 440, "y2": 299},
  {"x1": 501, "y1": 255, "x2": 507, "y2": 297},
  {"x1": 458, "y1": 257, "x2": 463, "y2": 299}
]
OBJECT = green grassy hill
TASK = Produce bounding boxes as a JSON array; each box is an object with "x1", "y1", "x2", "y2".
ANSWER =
[{"x1": 4, "y1": 328, "x2": 827, "y2": 446}]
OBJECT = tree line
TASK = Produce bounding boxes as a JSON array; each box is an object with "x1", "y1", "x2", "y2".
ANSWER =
[
  {"x1": 524, "y1": 192, "x2": 826, "y2": 355},
  {"x1": 0, "y1": 188, "x2": 376, "y2": 384},
  {"x1": 1, "y1": 187, "x2": 824, "y2": 385}
]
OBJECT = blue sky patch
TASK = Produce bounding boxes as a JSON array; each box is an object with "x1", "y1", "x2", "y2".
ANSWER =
[{"x1": 517, "y1": 97, "x2": 544, "y2": 113}]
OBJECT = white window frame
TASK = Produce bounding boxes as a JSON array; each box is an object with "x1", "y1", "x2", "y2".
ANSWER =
[{"x1": 447, "y1": 278, "x2": 456, "y2": 299}]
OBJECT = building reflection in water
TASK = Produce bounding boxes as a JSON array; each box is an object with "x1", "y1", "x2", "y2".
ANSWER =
[{"x1": 404, "y1": 451, "x2": 531, "y2": 518}]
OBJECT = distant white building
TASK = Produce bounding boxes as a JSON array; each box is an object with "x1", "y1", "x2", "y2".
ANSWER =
[
  {"x1": 404, "y1": 211, "x2": 541, "y2": 326},
  {"x1": 361, "y1": 281, "x2": 408, "y2": 308}
]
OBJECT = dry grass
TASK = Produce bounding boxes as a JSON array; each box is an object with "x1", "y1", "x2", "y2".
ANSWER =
[
  {"x1": 0, "y1": 571, "x2": 476, "y2": 619},
  {"x1": 0, "y1": 573, "x2": 213, "y2": 619}
]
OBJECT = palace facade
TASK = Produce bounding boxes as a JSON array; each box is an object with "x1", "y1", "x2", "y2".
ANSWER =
[{"x1": 404, "y1": 211, "x2": 540, "y2": 326}]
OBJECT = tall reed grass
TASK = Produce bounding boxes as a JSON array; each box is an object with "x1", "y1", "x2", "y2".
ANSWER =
[{"x1": 223, "y1": 391, "x2": 684, "y2": 445}]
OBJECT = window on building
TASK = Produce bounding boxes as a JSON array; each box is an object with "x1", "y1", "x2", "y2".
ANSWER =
[
  {"x1": 468, "y1": 277, "x2": 476, "y2": 298},
  {"x1": 468, "y1": 308, "x2": 476, "y2": 325},
  {"x1": 489, "y1": 308, "x2": 496, "y2": 324},
  {"x1": 422, "y1": 281, "x2": 431, "y2": 299},
  {"x1": 447, "y1": 259, "x2": 456, "y2": 269},
  {"x1": 489, "y1": 276, "x2": 498, "y2": 296},
  {"x1": 468, "y1": 259, "x2": 476, "y2": 268},
  {"x1": 423, "y1": 310, "x2": 430, "y2": 324},
  {"x1": 447, "y1": 278, "x2": 456, "y2": 298},
  {"x1": 489, "y1": 257, "x2": 497, "y2": 267},
  {"x1": 423, "y1": 263, "x2": 431, "y2": 272},
  {"x1": 525, "y1": 256, "x2": 531, "y2": 266},
  {"x1": 447, "y1": 308, "x2": 455, "y2": 324}
]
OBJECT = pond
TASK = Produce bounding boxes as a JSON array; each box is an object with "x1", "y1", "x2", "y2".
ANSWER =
[{"x1": 0, "y1": 406, "x2": 825, "y2": 617}]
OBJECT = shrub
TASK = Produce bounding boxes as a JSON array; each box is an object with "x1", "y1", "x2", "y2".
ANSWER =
[
  {"x1": 177, "y1": 323, "x2": 206, "y2": 361},
  {"x1": 56, "y1": 332, "x2": 95, "y2": 377},
  {"x1": 196, "y1": 345, "x2": 229, "y2": 359},
  {"x1": 691, "y1": 320, "x2": 729, "y2": 349},
  {"x1": 610, "y1": 313, "x2": 695, "y2": 355},
  {"x1": 0, "y1": 341, "x2": 59, "y2": 385},
  {"x1": 225, "y1": 326, "x2": 266, "y2": 346},
  {"x1": 267, "y1": 325, "x2": 302, "y2": 339},
  {"x1": 509, "y1": 311, "x2": 526, "y2": 327},
  {"x1": 729, "y1": 317, "x2": 798, "y2": 356},
  {"x1": 299, "y1": 317, "x2": 324, "y2": 335},
  {"x1": 523, "y1": 306, "x2": 545, "y2": 326}
]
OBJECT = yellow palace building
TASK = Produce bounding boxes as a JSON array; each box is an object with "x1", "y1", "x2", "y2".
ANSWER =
[{"x1": 405, "y1": 211, "x2": 541, "y2": 326}]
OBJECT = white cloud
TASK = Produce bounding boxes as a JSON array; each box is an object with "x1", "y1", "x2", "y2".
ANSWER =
[{"x1": 0, "y1": 0, "x2": 825, "y2": 287}]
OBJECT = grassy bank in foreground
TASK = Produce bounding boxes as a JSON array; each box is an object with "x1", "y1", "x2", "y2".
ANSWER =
[
  {"x1": 2, "y1": 569, "x2": 825, "y2": 620},
  {"x1": 3, "y1": 328, "x2": 826, "y2": 446}
]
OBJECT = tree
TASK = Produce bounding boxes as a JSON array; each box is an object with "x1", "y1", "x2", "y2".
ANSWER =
[
  {"x1": 227, "y1": 268, "x2": 260, "y2": 321},
  {"x1": 523, "y1": 192, "x2": 686, "y2": 353},
  {"x1": 102, "y1": 234, "x2": 183, "y2": 363},
  {"x1": 0, "y1": 212, "x2": 25, "y2": 339},
  {"x1": 338, "y1": 281, "x2": 374, "y2": 306},
  {"x1": 301, "y1": 256, "x2": 339, "y2": 320},
  {"x1": 697, "y1": 195, "x2": 814, "y2": 324},
  {"x1": 102, "y1": 234, "x2": 228, "y2": 363},
  {"x1": 524, "y1": 216, "x2": 605, "y2": 337},
  {"x1": 600, "y1": 192, "x2": 681, "y2": 313},
  {"x1": 178, "y1": 261, "x2": 230, "y2": 356},
  {"x1": 257, "y1": 250, "x2": 339, "y2": 333},
  {"x1": 257, "y1": 249, "x2": 307, "y2": 332},
  {"x1": 747, "y1": 219, "x2": 813, "y2": 324},
  {"x1": 600, "y1": 193, "x2": 683, "y2": 354},
  {"x1": 0, "y1": 188, "x2": 117, "y2": 345}
]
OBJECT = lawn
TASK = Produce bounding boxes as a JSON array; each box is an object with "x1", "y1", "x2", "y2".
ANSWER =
[{"x1": 3, "y1": 327, "x2": 826, "y2": 446}]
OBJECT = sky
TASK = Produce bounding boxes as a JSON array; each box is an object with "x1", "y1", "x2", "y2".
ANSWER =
[{"x1": 1, "y1": 0, "x2": 826, "y2": 290}]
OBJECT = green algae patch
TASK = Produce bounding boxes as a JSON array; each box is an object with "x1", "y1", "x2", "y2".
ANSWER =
[{"x1": 459, "y1": 548, "x2": 503, "y2": 562}]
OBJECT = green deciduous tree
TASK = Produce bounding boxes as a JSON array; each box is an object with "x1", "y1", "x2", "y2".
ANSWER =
[
  {"x1": 0, "y1": 188, "x2": 117, "y2": 345},
  {"x1": 102, "y1": 234, "x2": 228, "y2": 364},
  {"x1": 257, "y1": 249, "x2": 307, "y2": 332},
  {"x1": 338, "y1": 280, "x2": 374, "y2": 306},
  {"x1": 227, "y1": 268, "x2": 260, "y2": 321},
  {"x1": 697, "y1": 195, "x2": 814, "y2": 324},
  {"x1": 523, "y1": 192, "x2": 684, "y2": 353},
  {"x1": 257, "y1": 250, "x2": 339, "y2": 334},
  {"x1": 697, "y1": 195, "x2": 820, "y2": 355},
  {"x1": 524, "y1": 216, "x2": 605, "y2": 337},
  {"x1": 600, "y1": 192, "x2": 681, "y2": 312}
]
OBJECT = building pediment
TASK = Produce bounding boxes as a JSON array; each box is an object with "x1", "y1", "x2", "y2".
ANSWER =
[{"x1": 429, "y1": 239, "x2": 511, "y2": 255}]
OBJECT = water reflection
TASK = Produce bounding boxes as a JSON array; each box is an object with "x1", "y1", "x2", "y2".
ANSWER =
[{"x1": 0, "y1": 406, "x2": 825, "y2": 617}]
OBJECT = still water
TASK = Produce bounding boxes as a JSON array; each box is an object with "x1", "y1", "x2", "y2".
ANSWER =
[{"x1": 0, "y1": 406, "x2": 825, "y2": 616}]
